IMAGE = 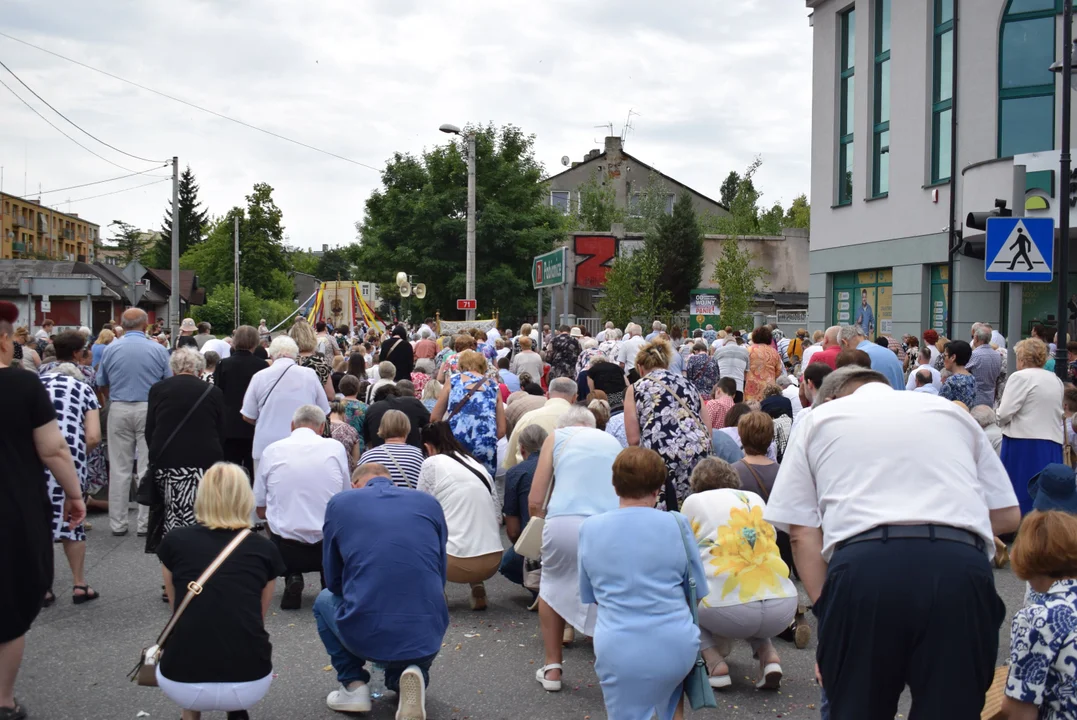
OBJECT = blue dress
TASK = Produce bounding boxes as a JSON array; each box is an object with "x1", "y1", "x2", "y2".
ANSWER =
[
  {"x1": 447, "y1": 371, "x2": 499, "y2": 477},
  {"x1": 578, "y1": 508, "x2": 707, "y2": 720},
  {"x1": 1007, "y1": 579, "x2": 1077, "y2": 718},
  {"x1": 939, "y1": 373, "x2": 977, "y2": 406}
]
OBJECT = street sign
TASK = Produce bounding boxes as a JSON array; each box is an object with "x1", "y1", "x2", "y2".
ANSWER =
[
  {"x1": 985, "y1": 217, "x2": 1054, "y2": 283},
  {"x1": 40, "y1": 301, "x2": 51, "y2": 313},
  {"x1": 532, "y1": 247, "x2": 566, "y2": 289},
  {"x1": 457, "y1": 299, "x2": 477, "y2": 311}
]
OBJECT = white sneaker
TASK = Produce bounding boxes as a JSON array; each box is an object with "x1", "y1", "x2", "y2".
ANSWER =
[
  {"x1": 327, "y1": 682, "x2": 372, "y2": 712},
  {"x1": 396, "y1": 665, "x2": 426, "y2": 720}
]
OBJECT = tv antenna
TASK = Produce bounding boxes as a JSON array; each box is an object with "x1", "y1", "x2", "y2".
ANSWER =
[
  {"x1": 621, "y1": 109, "x2": 641, "y2": 144},
  {"x1": 593, "y1": 122, "x2": 614, "y2": 143}
]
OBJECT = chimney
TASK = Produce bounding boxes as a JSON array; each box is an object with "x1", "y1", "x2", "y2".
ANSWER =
[
  {"x1": 322, "y1": 244, "x2": 329, "y2": 252},
  {"x1": 604, "y1": 136, "x2": 622, "y2": 154}
]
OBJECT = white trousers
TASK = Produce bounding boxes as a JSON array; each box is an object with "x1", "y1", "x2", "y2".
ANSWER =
[
  {"x1": 698, "y1": 597, "x2": 798, "y2": 655},
  {"x1": 156, "y1": 666, "x2": 273, "y2": 712}
]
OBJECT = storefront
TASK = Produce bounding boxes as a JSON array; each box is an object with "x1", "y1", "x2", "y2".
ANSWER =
[{"x1": 832, "y1": 269, "x2": 893, "y2": 336}]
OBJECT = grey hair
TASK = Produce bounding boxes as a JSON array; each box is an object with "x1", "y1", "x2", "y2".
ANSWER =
[
  {"x1": 775, "y1": 375, "x2": 793, "y2": 389},
  {"x1": 581, "y1": 338, "x2": 599, "y2": 350},
  {"x1": 970, "y1": 405, "x2": 998, "y2": 428},
  {"x1": 414, "y1": 358, "x2": 435, "y2": 375},
  {"x1": 268, "y1": 335, "x2": 300, "y2": 360},
  {"x1": 973, "y1": 326, "x2": 992, "y2": 345},
  {"x1": 292, "y1": 404, "x2": 326, "y2": 429},
  {"x1": 915, "y1": 368, "x2": 933, "y2": 385},
  {"x1": 812, "y1": 366, "x2": 889, "y2": 407},
  {"x1": 625, "y1": 322, "x2": 642, "y2": 336},
  {"x1": 652, "y1": 320, "x2": 663, "y2": 330},
  {"x1": 52, "y1": 362, "x2": 85, "y2": 381},
  {"x1": 378, "y1": 361, "x2": 396, "y2": 379},
  {"x1": 838, "y1": 325, "x2": 863, "y2": 345},
  {"x1": 548, "y1": 377, "x2": 578, "y2": 398},
  {"x1": 518, "y1": 423, "x2": 549, "y2": 456},
  {"x1": 120, "y1": 308, "x2": 148, "y2": 331},
  {"x1": 609, "y1": 328, "x2": 623, "y2": 341},
  {"x1": 919, "y1": 345, "x2": 932, "y2": 361},
  {"x1": 557, "y1": 405, "x2": 596, "y2": 429},
  {"x1": 203, "y1": 350, "x2": 220, "y2": 368},
  {"x1": 170, "y1": 347, "x2": 206, "y2": 376},
  {"x1": 421, "y1": 379, "x2": 442, "y2": 401}
]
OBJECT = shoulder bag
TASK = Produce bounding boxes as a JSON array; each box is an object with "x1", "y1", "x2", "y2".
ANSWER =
[
  {"x1": 1064, "y1": 416, "x2": 1075, "y2": 469},
  {"x1": 514, "y1": 474, "x2": 552, "y2": 561},
  {"x1": 136, "y1": 383, "x2": 215, "y2": 507},
  {"x1": 446, "y1": 375, "x2": 490, "y2": 420},
  {"x1": 674, "y1": 514, "x2": 718, "y2": 710},
  {"x1": 739, "y1": 460, "x2": 772, "y2": 502},
  {"x1": 128, "y1": 528, "x2": 252, "y2": 686}
]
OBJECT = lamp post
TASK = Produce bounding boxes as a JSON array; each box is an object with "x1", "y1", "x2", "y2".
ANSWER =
[
  {"x1": 1050, "y1": 3, "x2": 1074, "y2": 381},
  {"x1": 440, "y1": 123, "x2": 477, "y2": 322}
]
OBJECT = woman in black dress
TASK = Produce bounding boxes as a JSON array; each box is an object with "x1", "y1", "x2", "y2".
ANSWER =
[
  {"x1": 0, "y1": 301, "x2": 84, "y2": 720},
  {"x1": 212, "y1": 326, "x2": 267, "y2": 480},
  {"x1": 380, "y1": 325, "x2": 415, "y2": 382}
]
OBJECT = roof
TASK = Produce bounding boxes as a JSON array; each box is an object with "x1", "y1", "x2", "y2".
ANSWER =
[
  {"x1": 543, "y1": 149, "x2": 729, "y2": 212},
  {"x1": 145, "y1": 268, "x2": 206, "y2": 305},
  {"x1": 0, "y1": 260, "x2": 81, "y2": 292}
]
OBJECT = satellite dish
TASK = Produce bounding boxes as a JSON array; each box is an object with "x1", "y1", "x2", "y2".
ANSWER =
[
  {"x1": 414, "y1": 283, "x2": 427, "y2": 299},
  {"x1": 561, "y1": 155, "x2": 570, "y2": 167},
  {"x1": 399, "y1": 280, "x2": 412, "y2": 298},
  {"x1": 395, "y1": 271, "x2": 408, "y2": 287}
]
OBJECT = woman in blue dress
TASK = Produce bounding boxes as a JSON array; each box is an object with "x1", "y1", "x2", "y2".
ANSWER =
[
  {"x1": 431, "y1": 349, "x2": 504, "y2": 477},
  {"x1": 938, "y1": 340, "x2": 977, "y2": 407},
  {"x1": 578, "y1": 447, "x2": 707, "y2": 720}
]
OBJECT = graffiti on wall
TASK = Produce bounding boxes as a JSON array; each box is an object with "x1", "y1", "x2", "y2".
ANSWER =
[{"x1": 574, "y1": 235, "x2": 618, "y2": 288}]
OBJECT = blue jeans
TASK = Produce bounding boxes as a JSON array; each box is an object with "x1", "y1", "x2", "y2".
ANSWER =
[
  {"x1": 312, "y1": 589, "x2": 437, "y2": 691},
  {"x1": 498, "y1": 546, "x2": 526, "y2": 587},
  {"x1": 820, "y1": 688, "x2": 829, "y2": 719}
]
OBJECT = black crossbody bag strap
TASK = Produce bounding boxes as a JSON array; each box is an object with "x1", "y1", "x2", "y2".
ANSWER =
[{"x1": 159, "y1": 384, "x2": 215, "y2": 459}]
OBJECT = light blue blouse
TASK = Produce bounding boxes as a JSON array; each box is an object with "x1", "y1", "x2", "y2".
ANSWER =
[{"x1": 546, "y1": 427, "x2": 621, "y2": 519}]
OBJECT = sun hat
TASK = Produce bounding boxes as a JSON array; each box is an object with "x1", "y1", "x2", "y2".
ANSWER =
[
  {"x1": 180, "y1": 318, "x2": 197, "y2": 332},
  {"x1": 569, "y1": 327, "x2": 582, "y2": 338},
  {"x1": 1029, "y1": 463, "x2": 1077, "y2": 515}
]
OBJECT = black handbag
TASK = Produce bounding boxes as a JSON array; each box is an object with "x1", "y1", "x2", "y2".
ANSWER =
[{"x1": 137, "y1": 384, "x2": 215, "y2": 506}]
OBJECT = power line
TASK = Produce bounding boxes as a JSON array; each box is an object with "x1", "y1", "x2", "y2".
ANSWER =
[
  {"x1": 0, "y1": 58, "x2": 168, "y2": 164},
  {"x1": 35, "y1": 165, "x2": 170, "y2": 197},
  {"x1": 0, "y1": 31, "x2": 383, "y2": 172},
  {"x1": 0, "y1": 75, "x2": 155, "y2": 174},
  {"x1": 51, "y1": 177, "x2": 171, "y2": 206}
]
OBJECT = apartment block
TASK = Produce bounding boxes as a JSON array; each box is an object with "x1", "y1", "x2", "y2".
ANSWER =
[{"x1": 1, "y1": 192, "x2": 99, "y2": 262}]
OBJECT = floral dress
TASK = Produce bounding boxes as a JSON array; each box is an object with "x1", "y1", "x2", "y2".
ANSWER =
[
  {"x1": 330, "y1": 420, "x2": 359, "y2": 472},
  {"x1": 575, "y1": 347, "x2": 604, "y2": 378},
  {"x1": 547, "y1": 334, "x2": 582, "y2": 380},
  {"x1": 447, "y1": 371, "x2": 499, "y2": 477},
  {"x1": 343, "y1": 399, "x2": 368, "y2": 455},
  {"x1": 745, "y1": 345, "x2": 783, "y2": 402},
  {"x1": 40, "y1": 373, "x2": 99, "y2": 542},
  {"x1": 633, "y1": 368, "x2": 709, "y2": 510},
  {"x1": 1006, "y1": 579, "x2": 1077, "y2": 718},
  {"x1": 685, "y1": 353, "x2": 720, "y2": 399},
  {"x1": 939, "y1": 373, "x2": 977, "y2": 406}
]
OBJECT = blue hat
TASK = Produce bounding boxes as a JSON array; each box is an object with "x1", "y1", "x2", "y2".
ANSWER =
[{"x1": 1029, "y1": 464, "x2": 1077, "y2": 514}]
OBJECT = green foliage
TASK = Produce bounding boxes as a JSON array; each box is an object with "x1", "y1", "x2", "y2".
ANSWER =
[
  {"x1": 597, "y1": 248, "x2": 673, "y2": 329},
  {"x1": 105, "y1": 220, "x2": 145, "y2": 265},
  {"x1": 783, "y1": 194, "x2": 811, "y2": 229},
  {"x1": 147, "y1": 165, "x2": 208, "y2": 269},
  {"x1": 192, "y1": 283, "x2": 295, "y2": 334},
  {"x1": 288, "y1": 249, "x2": 320, "y2": 277},
  {"x1": 180, "y1": 183, "x2": 291, "y2": 301},
  {"x1": 704, "y1": 158, "x2": 810, "y2": 236},
  {"x1": 316, "y1": 248, "x2": 353, "y2": 281},
  {"x1": 711, "y1": 239, "x2": 769, "y2": 332},
  {"x1": 568, "y1": 169, "x2": 624, "y2": 232},
  {"x1": 720, "y1": 170, "x2": 740, "y2": 208},
  {"x1": 623, "y1": 172, "x2": 671, "y2": 235},
  {"x1": 349, "y1": 123, "x2": 566, "y2": 324},
  {"x1": 646, "y1": 192, "x2": 703, "y2": 311}
]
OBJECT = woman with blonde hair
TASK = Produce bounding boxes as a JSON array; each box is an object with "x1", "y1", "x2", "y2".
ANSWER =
[
  {"x1": 431, "y1": 349, "x2": 505, "y2": 476},
  {"x1": 624, "y1": 339, "x2": 709, "y2": 510},
  {"x1": 289, "y1": 320, "x2": 334, "y2": 405},
  {"x1": 421, "y1": 378, "x2": 442, "y2": 412},
  {"x1": 358, "y1": 410, "x2": 425, "y2": 489},
  {"x1": 91, "y1": 327, "x2": 114, "y2": 368},
  {"x1": 998, "y1": 337, "x2": 1066, "y2": 514},
  {"x1": 156, "y1": 462, "x2": 286, "y2": 720}
]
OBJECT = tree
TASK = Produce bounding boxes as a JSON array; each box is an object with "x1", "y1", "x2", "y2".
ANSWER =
[
  {"x1": 192, "y1": 283, "x2": 295, "y2": 334},
  {"x1": 711, "y1": 238, "x2": 769, "y2": 332},
  {"x1": 147, "y1": 165, "x2": 209, "y2": 269},
  {"x1": 783, "y1": 193, "x2": 811, "y2": 229},
  {"x1": 720, "y1": 170, "x2": 740, "y2": 208},
  {"x1": 705, "y1": 158, "x2": 813, "y2": 237},
  {"x1": 646, "y1": 192, "x2": 703, "y2": 311},
  {"x1": 349, "y1": 123, "x2": 566, "y2": 324},
  {"x1": 316, "y1": 247, "x2": 353, "y2": 281},
  {"x1": 623, "y1": 172, "x2": 672, "y2": 235},
  {"x1": 288, "y1": 249, "x2": 320, "y2": 277},
  {"x1": 105, "y1": 221, "x2": 145, "y2": 265},
  {"x1": 569, "y1": 169, "x2": 623, "y2": 232},
  {"x1": 597, "y1": 247, "x2": 673, "y2": 329}
]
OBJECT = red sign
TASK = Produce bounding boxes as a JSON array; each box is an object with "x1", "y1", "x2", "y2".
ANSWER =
[
  {"x1": 574, "y1": 235, "x2": 617, "y2": 288},
  {"x1": 456, "y1": 299, "x2": 477, "y2": 311}
]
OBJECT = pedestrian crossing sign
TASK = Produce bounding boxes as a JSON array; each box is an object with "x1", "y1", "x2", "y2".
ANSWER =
[{"x1": 985, "y1": 217, "x2": 1054, "y2": 283}]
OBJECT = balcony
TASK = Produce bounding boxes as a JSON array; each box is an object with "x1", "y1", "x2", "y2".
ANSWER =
[
  {"x1": 63, "y1": 229, "x2": 73, "y2": 239},
  {"x1": 13, "y1": 217, "x2": 28, "y2": 228},
  {"x1": 11, "y1": 241, "x2": 25, "y2": 253}
]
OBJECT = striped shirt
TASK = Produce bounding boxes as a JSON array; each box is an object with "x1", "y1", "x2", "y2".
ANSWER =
[{"x1": 358, "y1": 443, "x2": 425, "y2": 489}]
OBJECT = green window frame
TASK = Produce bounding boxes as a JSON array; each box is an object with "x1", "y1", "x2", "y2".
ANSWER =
[
  {"x1": 931, "y1": 0, "x2": 954, "y2": 183},
  {"x1": 997, "y1": 0, "x2": 1058, "y2": 158},
  {"x1": 872, "y1": 0, "x2": 890, "y2": 197},
  {"x1": 837, "y1": 7, "x2": 856, "y2": 206}
]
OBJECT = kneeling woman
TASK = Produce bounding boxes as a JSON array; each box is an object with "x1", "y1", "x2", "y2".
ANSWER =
[
  {"x1": 577, "y1": 447, "x2": 707, "y2": 720},
  {"x1": 156, "y1": 462, "x2": 286, "y2": 720}
]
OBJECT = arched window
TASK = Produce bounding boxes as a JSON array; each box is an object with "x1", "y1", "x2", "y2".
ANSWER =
[{"x1": 998, "y1": 0, "x2": 1058, "y2": 158}]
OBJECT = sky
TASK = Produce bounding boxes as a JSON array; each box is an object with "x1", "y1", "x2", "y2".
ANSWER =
[{"x1": 0, "y1": 0, "x2": 813, "y2": 252}]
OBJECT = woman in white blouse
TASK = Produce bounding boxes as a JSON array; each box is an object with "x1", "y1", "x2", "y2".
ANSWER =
[
  {"x1": 997, "y1": 338, "x2": 1065, "y2": 516},
  {"x1": 417, "y1": 422, "x2": 502, "y2": 611}
]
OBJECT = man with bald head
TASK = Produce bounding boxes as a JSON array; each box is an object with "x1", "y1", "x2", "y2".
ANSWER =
[
  {"x1": 96, "y1": 308, "x2": 171, "y2": 536},
  {"x1": 808, "y1": 325, "x2": 842, "y2": 369}
]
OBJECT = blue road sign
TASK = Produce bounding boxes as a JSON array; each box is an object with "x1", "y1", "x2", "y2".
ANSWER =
[{"x1": 985, "y1": 217, "x2": 1055, "y2": 283}]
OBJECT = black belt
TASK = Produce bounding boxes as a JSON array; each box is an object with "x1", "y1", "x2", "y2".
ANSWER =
[{"x1": 836, "y1": 524, "x2": 986, "y2": 553}]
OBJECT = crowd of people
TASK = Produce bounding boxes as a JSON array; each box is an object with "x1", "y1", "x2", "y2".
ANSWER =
[{"x1": 4, "y1": 305, "x2": 1077, "y2": 719}]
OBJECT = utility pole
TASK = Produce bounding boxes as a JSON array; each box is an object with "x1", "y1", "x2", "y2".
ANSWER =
[
  {"x1": 1056, "y1": 0, "x2": 1073, "y2": 381},
  {"x1": 234, "y1": 215, "x2": 240, "y2": 330},
  {"x1": 465, "y1": 132, "x2": 477, "y2": 322},
  {"x1": 169, "y1": 156, "x2": 180, "y2": 334}
]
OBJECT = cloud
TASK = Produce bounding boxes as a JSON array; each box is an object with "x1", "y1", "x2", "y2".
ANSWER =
[{"x1": 0, "y1": 0, "x2": 812, "y2": 253}]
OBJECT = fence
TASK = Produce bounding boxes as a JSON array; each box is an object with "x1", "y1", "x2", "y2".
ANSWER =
[{"x1": 575, "y1": 311, "x2": 808, "y2": 339}]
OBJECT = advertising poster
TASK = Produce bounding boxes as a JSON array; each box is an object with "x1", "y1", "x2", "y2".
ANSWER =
[
  {"x1": 689, "y1": 289, "x2": 720, "y2": 332},
  {"x1": 853, "y1": 287, "x2": 877, "y2": 337}
]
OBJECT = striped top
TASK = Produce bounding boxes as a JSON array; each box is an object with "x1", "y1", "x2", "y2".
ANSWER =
[{"x1": 358, "y1": 443, "x2": 425, "y2": 489}]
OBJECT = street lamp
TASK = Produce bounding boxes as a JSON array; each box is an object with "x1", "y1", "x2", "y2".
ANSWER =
[
  {"x1": 1050, "y1": 1, "x2": 1073, "y2": 382},
  {"x1": 440, "y1": 123, "x2": 477, "y2": 322}
]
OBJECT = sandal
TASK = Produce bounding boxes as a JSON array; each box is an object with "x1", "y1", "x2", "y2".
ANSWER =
[
  {"x1": 0, "y1": 701, "x2": 27, "y2": 720},
  {"x1": 706, "y1": 658, "x2": 732, "y2": 689},
  {"x1": 43, "y1": 590, "x2": 55, "y2": 608},
  {"x1": 72, "y1": 585, "x2": 99, "y2": 605},
  {"x1": 535, "y1": 663, "x2": 563, "y2": 692}
]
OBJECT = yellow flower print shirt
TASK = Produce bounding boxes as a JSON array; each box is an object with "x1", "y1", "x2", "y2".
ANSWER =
[{"x1": 682, "y1": 489, "x2": 797, "y2": 607}]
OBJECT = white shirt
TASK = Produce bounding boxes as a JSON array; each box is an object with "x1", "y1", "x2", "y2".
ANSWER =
[
  {"x1": 991, "y1": 330, "x2": 1006, "y2": 349},
  {"x1": 417, "y1": 453, "x2": 502, "y2": 558},
  {"x1": 240, "y1": 358, "x2": 332, "y2": 460},
  {"x1": 905, "y1": 363, "x2": 942, "y2": 391},
  {"x1": 998, "y1": 367, "x2": 1066, "y2": 441},
  {"x1": 617, "y1": 334, "x2": 647, "y2": 371},
  {"x1": 201, "y1": 338, "x2": 231, "y2": 359},
  {"x1": 913, "y1": 384, "x2": 939, "y2": 395},
  {"x1": 764, "y1": 382, "x2": 1018, "y2": 561},
  {"x1": 927, "y1": 345, "x2": 940, "y2": 364},
  {"x1": 782, "y1": 384, "x2": 803, "y2": 419},
  {"x1": 254, "y1": 427, "x2": 349, "y2": 544},
  {"x1": 800, "y1": 343, "x2": 822, "y2": 367},
  {"x1": 34, "y1": 328, "x2": 50, "y2": 341}
]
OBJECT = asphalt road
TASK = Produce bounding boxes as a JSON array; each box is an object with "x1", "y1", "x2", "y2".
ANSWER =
[{"x1": 17, "y1": 507, "x2": 1027, "y2": 720}]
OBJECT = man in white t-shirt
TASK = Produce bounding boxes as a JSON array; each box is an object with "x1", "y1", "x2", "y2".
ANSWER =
[
  {"x1": 764, "y1": 366, "x2": 1019, "y2": 717},
  {"x1": 904, "y1": 345, "x2": 942, "y2": 391},
  {"x1": 800, "y1": 330, "x2": 825, "y2": 367},
  {"x1": 617, "y1": 323, "x2": 647, "y2": 373}
]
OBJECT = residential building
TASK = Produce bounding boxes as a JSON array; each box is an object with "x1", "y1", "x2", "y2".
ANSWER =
[
  {"x1": 0, "y1": 192, "x2": 99, "y2": 262},
  {"x1": 96, "y1": 229, "x2": 160, "y2": 266},
  {"x1": 806, "y1": 0, "x2": 1076, "y2": 340},
  {"x1": 543, "y1": 136, "x2": 730, "y2": 220}
]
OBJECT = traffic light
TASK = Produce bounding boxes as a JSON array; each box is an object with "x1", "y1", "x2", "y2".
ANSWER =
[
  {"x1": 1069, "y1": 168, "x2": 1077, "y2": 208},
  {"x1": 966, "y1": 198, "x2": 1012, "y2": 231}
]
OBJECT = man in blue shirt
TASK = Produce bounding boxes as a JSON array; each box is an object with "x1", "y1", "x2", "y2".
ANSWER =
[
  {"x1": 313, "y1": 463, "x2": 448, "y2": 717},
  {"x1": 499, "y1": 424, "x2": 547, "y2": 597},
  {"x1": 839, "y1": 324, "x2": 905, "y2": 390},
  {"x1": 95, "y1": 308, "x2": 171, "y2": 535}
]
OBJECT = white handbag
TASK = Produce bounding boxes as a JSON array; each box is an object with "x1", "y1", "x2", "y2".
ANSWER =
[{"x1": 513, "y1": 478, "x2": 552, "y2": 561}]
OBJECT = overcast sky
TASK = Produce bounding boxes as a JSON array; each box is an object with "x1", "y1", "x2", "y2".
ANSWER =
[{"x1": 0, "y1": 0, "x2": 813, "y2": 252}]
